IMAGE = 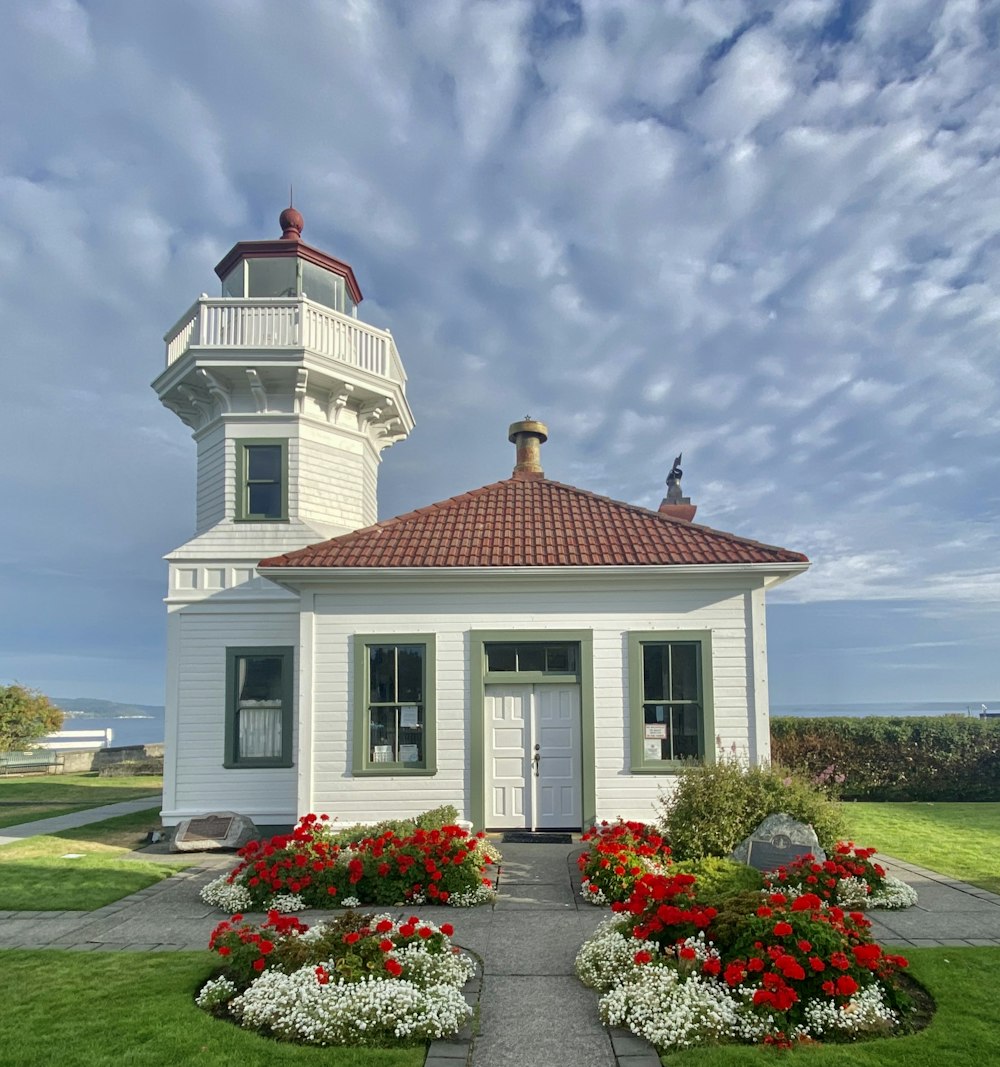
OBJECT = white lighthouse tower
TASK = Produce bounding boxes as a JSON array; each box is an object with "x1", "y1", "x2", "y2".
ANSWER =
[{"x1": 152, "y1": 208, "x2": 413, "y2": 824}]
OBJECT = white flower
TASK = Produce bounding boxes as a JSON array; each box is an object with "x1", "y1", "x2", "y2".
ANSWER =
[
  {"x1": 339, "y1": 896, "x2": 361, "y2": 908},
  {"x1": 195, "y1": 976, "x2": 239, "y2": 1011},
  {"x1": 230, "y1": 970, "x2": 472, "y2": 1044},
  {"x1": 867, "y1": 875, "x2": 918, "y2": 909},
  {"x1": 801, "y1": 985, "x2": 898, "y2": 1036},
  {"x1": 199, "y1": 875, "x2": 252, "y2": 912},
  {"x1": 575, "y1": 917, "x2": 651, "y2": 991}
]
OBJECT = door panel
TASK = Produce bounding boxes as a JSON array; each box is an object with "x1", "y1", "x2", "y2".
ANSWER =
[
  {"x1": 485, "y1": 683, "x2": 581, "y2": 830},
  {"x1": 534, "y1": 685, "x2": 581, "y2": 829},
  {"x1": 486, "y1": 686, "x2": 529, "y2": 829}
]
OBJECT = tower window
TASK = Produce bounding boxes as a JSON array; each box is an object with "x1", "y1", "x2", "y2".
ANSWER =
[{"x1": 236, "y1": 440, "x2": 288, "y2": 521}]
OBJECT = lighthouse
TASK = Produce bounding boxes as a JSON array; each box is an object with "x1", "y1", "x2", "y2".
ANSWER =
[
  {"x1": 152, "y1": 208, "x2": 413, "y2": 821},
  {"x1": 153, "y1": 207, "x2": 414, "y2": 587}
]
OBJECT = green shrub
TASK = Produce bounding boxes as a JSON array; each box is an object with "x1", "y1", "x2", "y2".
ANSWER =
[
  {"x1": 326, "y1": 804, "x2": 461, "y2": 848},
  {"x1": 670, "y1": 856, "x2": 764, "y2": 903},
  {"x1": 656, "y1": 758, "x2": 846, "y2": 860},
  {"x1": 771, "y1": 716, "x2": 1000, "y2": 801}
]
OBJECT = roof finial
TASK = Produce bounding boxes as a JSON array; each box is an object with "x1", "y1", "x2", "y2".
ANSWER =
[
  {"x1": 658, "y1": 452, "x2": 697, "y2": 522},
  {"x1": 279, "y1": 196, "x2": 304, "y2": 241}
]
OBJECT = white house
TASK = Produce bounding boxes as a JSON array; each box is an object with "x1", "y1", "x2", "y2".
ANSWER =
[{"x1": 153, "y1": 208, "x2": 808, "y2": 831}]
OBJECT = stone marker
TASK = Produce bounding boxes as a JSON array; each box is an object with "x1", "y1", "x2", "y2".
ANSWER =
[
  {"x1": 171, "y1": 810, "x2": 258, "y2": 852},
  {"x1": 731, "y1": 813, "x2": 826, "y2": 872}
]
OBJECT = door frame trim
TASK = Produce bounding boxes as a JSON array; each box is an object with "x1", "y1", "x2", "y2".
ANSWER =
[{"x1": 470, "y1": 629, "x2": 595, "y2": 831}]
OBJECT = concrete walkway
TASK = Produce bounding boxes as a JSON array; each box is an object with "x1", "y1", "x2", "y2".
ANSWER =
[
  {"x1": 0, "y1": 795, "x2": 163, "y2": 846},
  {"x1": 2, "y1": 801, "x2": 1000, "y2": 1065}
]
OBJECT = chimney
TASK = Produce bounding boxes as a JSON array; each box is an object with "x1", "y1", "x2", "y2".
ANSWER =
[
  {"x1": 508, "y1": 418, "x2": 548, "y2": 479},
  {"x1": 658, "y1": 452, "x2": 697, "y2": 522}
]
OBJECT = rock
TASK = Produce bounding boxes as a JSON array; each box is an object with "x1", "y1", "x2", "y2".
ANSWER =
[
  {"x1": 731, "y1": 813, "x2": 826, "y2": 872},
  {"x1": 170, "y1": 811, "x2": 258, "y2": 852}
]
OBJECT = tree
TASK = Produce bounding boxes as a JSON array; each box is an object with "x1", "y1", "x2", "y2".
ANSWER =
[{"x1": 0, "y1": 684, "x2": 64, "y2": 752}]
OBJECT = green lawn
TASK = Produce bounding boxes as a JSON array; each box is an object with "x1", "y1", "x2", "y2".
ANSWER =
[
  {"x1": 0, "y1": 807, "x2": 187, "y2": 910},
  {"x1": 662, "y1": 948, "x2": 998, "y2": 1066},
  {"x1": 0, "y1": 950, "x2": 425, "y2": 1066},
  {"x1": 0, "y1": 774, "x2": 162, "y2": 827},
  {"x1": 842, "y1": 802, "x2": 1000, "y2": 895}
]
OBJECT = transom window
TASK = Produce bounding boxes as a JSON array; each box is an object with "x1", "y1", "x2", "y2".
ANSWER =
[
  {"x1": 628, "y1": 633, "x2": 713, "y2": 771},
  {"x1": 236, "y1": 440, "x2": 287, "y2": 521},
  {"x1": 353, "y1": 636, "x2": 436, "y2": 775},
  {"x1": 485, "y1": 642, "x2": 578, "y2": 674}
]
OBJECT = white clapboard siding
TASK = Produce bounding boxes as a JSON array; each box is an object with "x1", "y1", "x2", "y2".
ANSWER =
[
  {"x1": 164, "y1": 608, "x2": 300, "y2": 823},
  {"x1": 195, "y1": 425, "x2": 226, "y2": 533},
  {"x1": 306, "y1": 577, "x2": 759, "y2": 827}
]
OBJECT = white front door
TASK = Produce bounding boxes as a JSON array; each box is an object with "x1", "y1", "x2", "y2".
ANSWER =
[{"x1": 485, "y1": 684, "x2": 582, "y2": 830}]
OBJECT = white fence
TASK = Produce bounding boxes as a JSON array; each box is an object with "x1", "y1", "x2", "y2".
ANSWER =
[{"x1": 35, "y1": 728, "x2": 114, "y2": 751}]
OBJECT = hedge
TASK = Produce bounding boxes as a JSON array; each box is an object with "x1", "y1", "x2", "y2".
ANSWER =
[{"x1": 770, "y1": 716, "x2": 1000, "y2": 802}]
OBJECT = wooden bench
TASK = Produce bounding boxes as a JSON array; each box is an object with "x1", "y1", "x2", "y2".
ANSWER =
[{"x1": 0, "y1": 750, "x2": 65, "y2": 776}]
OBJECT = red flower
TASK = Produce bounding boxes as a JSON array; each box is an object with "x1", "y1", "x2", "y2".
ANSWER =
[
  {"x1": 634, "y1": 950, "x2": 652, "y2": 965},
  {"x1": 384, "y1": 958, "x2": 403, "y2": 977},
  {"x1": 440, "y1": 923, "x2": 454, "y2": 936},
  {"x1": 836, "y1": 975, "x2": 859, "y2": 996},
  {"x1": 724, "y1": 963, "x2": 746, "y2": 986},
  {"x1": 773, "y1": 922, "x2": 793, "y2": 937},
  {"x1": 217, "y1": 946, "x2": 230, "y2": 957},
  {"x1": 376, "y1": 919, "x2": 394, "y2": 933},
  {"x1": 252, "y1": 958, "x2": 266, "y2": 972},
  {"x1": 379, "y1": 939, "x2": 394, "y2": 952}
]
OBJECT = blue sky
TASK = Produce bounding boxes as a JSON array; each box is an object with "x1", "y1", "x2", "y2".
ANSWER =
[{"x1": 1, "y1": 0, "x2": 998, "y2": 708}]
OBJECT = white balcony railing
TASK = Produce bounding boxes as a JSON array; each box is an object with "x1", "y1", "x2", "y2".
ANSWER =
[{"x1": 164, "y1": 297, "x2": 406, "y2": 385}]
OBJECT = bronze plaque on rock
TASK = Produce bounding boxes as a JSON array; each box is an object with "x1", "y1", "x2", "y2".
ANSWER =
[{"x1": 179, "y1": 815, "x2": 234, "y2": 843}]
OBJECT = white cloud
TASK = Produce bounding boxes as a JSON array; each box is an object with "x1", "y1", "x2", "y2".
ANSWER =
[{"x1": 2, "y1": 0, "x2": 1000, "y2": 705}]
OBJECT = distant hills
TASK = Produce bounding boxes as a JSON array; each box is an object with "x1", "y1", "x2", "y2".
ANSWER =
[{"x1": 53, "y1": 697, "x2": 165, "y2": 720}]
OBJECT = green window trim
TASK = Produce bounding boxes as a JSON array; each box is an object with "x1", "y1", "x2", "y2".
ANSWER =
[
  {"x1": 235, "y1": 438, "x2": 289, "y2": 522},
  {"x1": 470, "y1": 629, "x2": 596, "y2": 832},
  {"x1": 352, "y1": 634, "x2": 437, "y2": 776},
  {"x1": 627, "y1": 631, "x2": 714, "y2": 774},
  {"x1": 224, "y1": 646, "x2": 294, "y2": 769}
]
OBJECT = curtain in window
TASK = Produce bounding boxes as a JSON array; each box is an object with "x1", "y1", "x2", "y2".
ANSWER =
[{"x1": 237, "y1": 656, "x2": 283, "y2": 759}]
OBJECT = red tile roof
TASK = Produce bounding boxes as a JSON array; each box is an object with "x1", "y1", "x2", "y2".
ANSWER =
[{"x1": 259, "y1": 477, "x2": 808, "y2": 570}]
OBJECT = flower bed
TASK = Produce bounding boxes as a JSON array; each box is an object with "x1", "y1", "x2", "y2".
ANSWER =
[
  {"x1": 200, "y1": 812, "x2": 499, "y2": 912},
  {"x1": 577, "y1": 870, "x2": 916, "y2": 1051},
  {"x1": 577, "y1": 819, "x2": 672, "y2": 905},
  {"x1": 197, "y1": 909, "x2": 475, "y2": 1045},
  {"x1": 764, "y1": 843, "x2": 919, "y2": 909}
]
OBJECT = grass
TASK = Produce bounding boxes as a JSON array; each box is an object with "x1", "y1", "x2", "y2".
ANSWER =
[
  {"x1": 0, "y1": 949, "x2": 425, "y2": 1066},
  {"x1": 842, "y1": 802, "x2": 1000, "y2": 895},
  {"x1": 0, "y1": 773, "x2": 162, "y2": 827},
  {"x1": 661, "y1": 948, "x2": 999, "y2": 1066},
  {"x1": 0, "y1": 806, "x2": 188, "y2": 910}
]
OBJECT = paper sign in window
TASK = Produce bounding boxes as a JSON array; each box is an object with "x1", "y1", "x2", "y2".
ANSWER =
[
  {"x1": 400, "y1": 706, "x2": 419, "y2": 727},
  {"x1": 644, "y1": 723, "x2": 667, "y2": 739},
  {"x1": 399, "y1": 744, "x2": 420, "y2": 763},
  {"x1": 644, "y1": 739, "x2": 662, "y2": 760}
]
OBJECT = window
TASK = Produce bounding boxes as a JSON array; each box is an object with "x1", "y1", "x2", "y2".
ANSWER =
[
  {"x1": 236, "y1": 439, "x2": 288, "y2": 521},
  {"x1": 485, "y1": 641, "x2": 578, "y2": 674},
  {"x1": 628, "y1": 633, "x2": 713, "y2": 772},
  {"x1": 353, "y1": 635, "x2": 436, "y2": 775},
  {"x1": 224, "y1": 647, "x2": 294, "y2": 768}
]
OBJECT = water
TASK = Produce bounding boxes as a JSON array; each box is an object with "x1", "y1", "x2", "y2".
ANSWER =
[
  {"x1": 772, "y1": 700, "x2": 998, "y2": 719},
  {"x1": 59, "y1": 711, "x2": 164, "y2": 748}
]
